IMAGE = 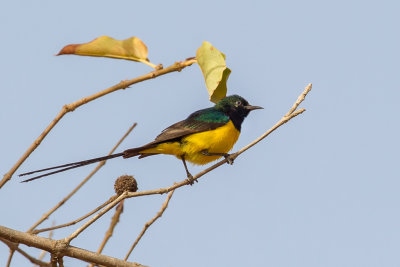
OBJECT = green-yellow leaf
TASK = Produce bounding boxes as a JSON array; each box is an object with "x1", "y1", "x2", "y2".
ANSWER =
[
  {"x1": 57, "y1": 36, "x2": 156, "y2": 68},
  {"x1": 196, "y1": 41, "x2": 231, "y2": 103}
]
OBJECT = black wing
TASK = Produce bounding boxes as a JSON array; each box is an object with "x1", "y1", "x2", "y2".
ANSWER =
[
  {"x1": 123, "y1": 108, "x2": 229, "y2": 157},
  {"x1": 20, "y1": 108, "x2": 230, "y2": 181},
  {"x1": 154, "y1": 107, "x2": 229, "y2": 142}
]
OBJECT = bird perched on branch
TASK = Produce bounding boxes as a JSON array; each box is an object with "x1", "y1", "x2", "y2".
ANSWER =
[{"x1": 20, "y1": 95, "x2": 262, "y2": 184}]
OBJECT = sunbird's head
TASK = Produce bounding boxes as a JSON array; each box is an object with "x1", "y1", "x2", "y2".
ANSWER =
[{"x1": 215, "y1": 95, "x2": 263, "y2": 118}]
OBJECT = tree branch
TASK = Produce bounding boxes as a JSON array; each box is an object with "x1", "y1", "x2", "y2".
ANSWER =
[
  {"x1": 64, "y1": 193, "x2": 128, "y2": 243},
  {"x1": 230, "y1": 83, "x2": 311, "y2": 161},
  {"x1": 35, "y1": 223, "x2": 55, "y2": 266},
  {"x1": 96, "y1": 201, "x2": 124, "y2": 254},
  {"x1": 0, "y1": 58, "x2": 197, "y2": 189},
  {"x1": 6, "y1": 248, "x2": 15, "y2": 267},
  {"x1": 0, "y1": 226, "x2": 147, "y2": 267},
  {"x1": 286, "y1": 83, "x2": 312, "y2": 116},
  {"x1": 119, "y1": 83, "x2": 313, "y2": 195},
  {"x1": 60, "y1": 83, "x2": 312, "y2": 246},
  {"x1": 125, "y1": 190, "x2": 175, "y2": 261},
  {"x1": 1, "y1": 237, "x2": 51, "y2": 267},
  {"x1": 0, "y1": 83, "x2": 311, "y2": 266},
  {"x1": 28, "y1": 123, "x2": 137, "y2": 233},
  {"x1": 31, "y1": 195, "x2": 117, "y2": 235}
]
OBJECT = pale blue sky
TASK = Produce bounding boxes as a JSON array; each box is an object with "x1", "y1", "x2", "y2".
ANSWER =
[{"x1": 1, "y1": 1, "x2": 399, "y2": 266}]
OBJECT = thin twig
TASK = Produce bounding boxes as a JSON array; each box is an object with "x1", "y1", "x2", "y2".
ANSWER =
[
  {"x1": 88, "y1": 201, "x2": 125, "y2": 267},
  {"x1": 121, "y1": 83, "x2": 312, "y2": 193},
  {"x1": 57, "y1": 256, "x2": 64, "y2": 267},
  {"x1": 231, "y1": 108, "x2": 306, "y2": 160},
  {"x1": 32, "y1": 195, "x2": 118, "y2": 235},
  {"x1": 137, "y1": 59, "x2": 158, "y2": 69},
  {"x1": 286, "y1": 83, "x2": 312, "y2": 116},
  {"x1": 0, "y1": 58, "x2": 197, "y2": 189},
  {"x1": 35, "y1": 223, "x2": 55, "y2": 266},
  {"x1": 0, "y1": 238, "x2": 52, "y2": 267},
  {"x1": 124, "y1": 190, "x2": 175, "y2": 261},
  {"x1": 64, "y1": 193, "x2": 128, "y2": 243},
  {"x1": 6, "y1": 249, "x2": 15, "y2": 267},
  {"x1": 50, "y1": 254, "x2": 57, "y2": 267},
  {"x1": 96, "y1": 201, "x2": 124, "y2": 254},
  {"x1": 0, "y1": 84, "x2": 310, "y2": 267},
  {"x1": 27, "y1": 123, "x2": 137, "y2": 233},
  {"x1": 230, "y1": 83, "x2": 312, "y2": 161},
  {"x1": 63, "y1": 84, "x2": 312, "y2": 244}
]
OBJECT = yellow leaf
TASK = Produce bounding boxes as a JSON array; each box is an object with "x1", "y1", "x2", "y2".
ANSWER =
[
  {"x1": 57, "y1": 36, "x2": 156, "y2": 68},
  {"x1": 196, "y1": 41, "x2": 231, "y2": 103}
]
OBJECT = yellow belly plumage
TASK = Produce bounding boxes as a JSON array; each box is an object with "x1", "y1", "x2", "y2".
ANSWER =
[{"x1": 139, "y1": 120, "x2": 240, "y2": 165}]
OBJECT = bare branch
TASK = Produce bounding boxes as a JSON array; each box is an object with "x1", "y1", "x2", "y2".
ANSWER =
[
  {"x1": 50, "y1": 254, "x2": 57, "y2": 267},
  {"x1": 121, "y1": 83, "x2": 313, "y2": 194},
  {"x1": 32, "y1": 196, "x2": 118, "y2": 235},
  {"x1": 6, "y1": 249, "x2": 15, "y2": 267},
  {"x1": 0, "y1": 58, "x2": 197, "y2": 189},
  {"x1": 35, "y1": 223, "x2": 55, "y2": 266},
  {"x1": 125, "y1": 190, "x2": 175, "y2": 261},
  {"x1": 64, "y1": 84, "x2": 312, "y2": 229},
  {"x1": 88, "y1": 201, "x2": 125, "y2": 267},
  {"x1": 231, "y1": 83, "x2": 311, "y2": 161},
  {"x1": 57, "y1": 256, "x2": 64, "y2": 267},
  {"x1": 0, "y1": 238, "x2": 51, "y2": 267},
  {"x1": 1, "y1": 83, "x2": 310, "y2": 266},
  {"x1": 286, "y1": 83, "x2": 312, "y2": 116},
  {"x1": 0, "y1": 226, "x2": 147, "y2": 267},
  {"x1": 96, "y1": 201, "x2": 124, "y2": 254},
  {"x1": 64, "y1": 193, "x2": 128, "y2": 243},
  {"x1": 52, "y1": 83, "x2": 312, "y2": 261},
  {"x1": 28, "y1": 123, "x2": 137, "y2": 233}
]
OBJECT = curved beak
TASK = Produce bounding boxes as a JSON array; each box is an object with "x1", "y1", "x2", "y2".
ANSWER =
[{"x1": 244, "y1": 105, "x2": 263, "y2": 111}]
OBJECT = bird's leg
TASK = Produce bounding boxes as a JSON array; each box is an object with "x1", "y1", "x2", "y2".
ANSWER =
[
  {"x1": 201, "y1": 150, "x2": 235, "y2": 165},
  {"x1": 181, "y1": 155, "x2": 196, "y2": 185}
]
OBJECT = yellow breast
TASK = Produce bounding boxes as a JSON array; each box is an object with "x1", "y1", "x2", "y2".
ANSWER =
[
  {"x1": 180, "y1": 120, "x2": 240, "y2": 165},
  {"x1": 139, "y1": 120, "x2": 240, "y2": 165}
]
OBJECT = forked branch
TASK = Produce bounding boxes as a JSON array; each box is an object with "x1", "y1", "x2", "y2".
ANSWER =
[
  {"x1": 0, "y1": 58, "x2": 197, "y2": 189},
  {"x1": 124, "y1": 190, "x2": 175, "y2": 260},
  {"x1": 28, "y1": 123, "x2": 137, "y2": 233},
  {"x1": 0, "y1": 226, "x2": 147, "y2": 267},
  {"x1": 0, "y1": 83, "x2": 311, "y2": 266},
  {"x1": 58, "y1": 83, "x2": 312, "y2": 244}
]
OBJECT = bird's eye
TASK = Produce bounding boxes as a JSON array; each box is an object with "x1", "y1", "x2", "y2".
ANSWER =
[{"x1": 235, "y1": 100, "x2": 242, "y2": 107}]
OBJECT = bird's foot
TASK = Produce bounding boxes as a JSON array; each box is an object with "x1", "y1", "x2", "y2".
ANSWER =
[
  {"x1": 201, "y1": 150, "x2": 235, "y2": 165},
  {"x1": 185, "y1": 173, "x2": 197, "y2": 186},
  {"x1": 224, "y1": 153, "x2": 235, "y2": 165}
]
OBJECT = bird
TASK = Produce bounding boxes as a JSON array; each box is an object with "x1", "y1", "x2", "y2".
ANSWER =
[{"x1": 19, "y1": 95, "x2": 262, "y2": 184}]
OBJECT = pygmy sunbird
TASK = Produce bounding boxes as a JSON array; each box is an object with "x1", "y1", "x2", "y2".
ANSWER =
[{"x1": 20, "y1": 95, "x2": 262, "y2": 183}]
